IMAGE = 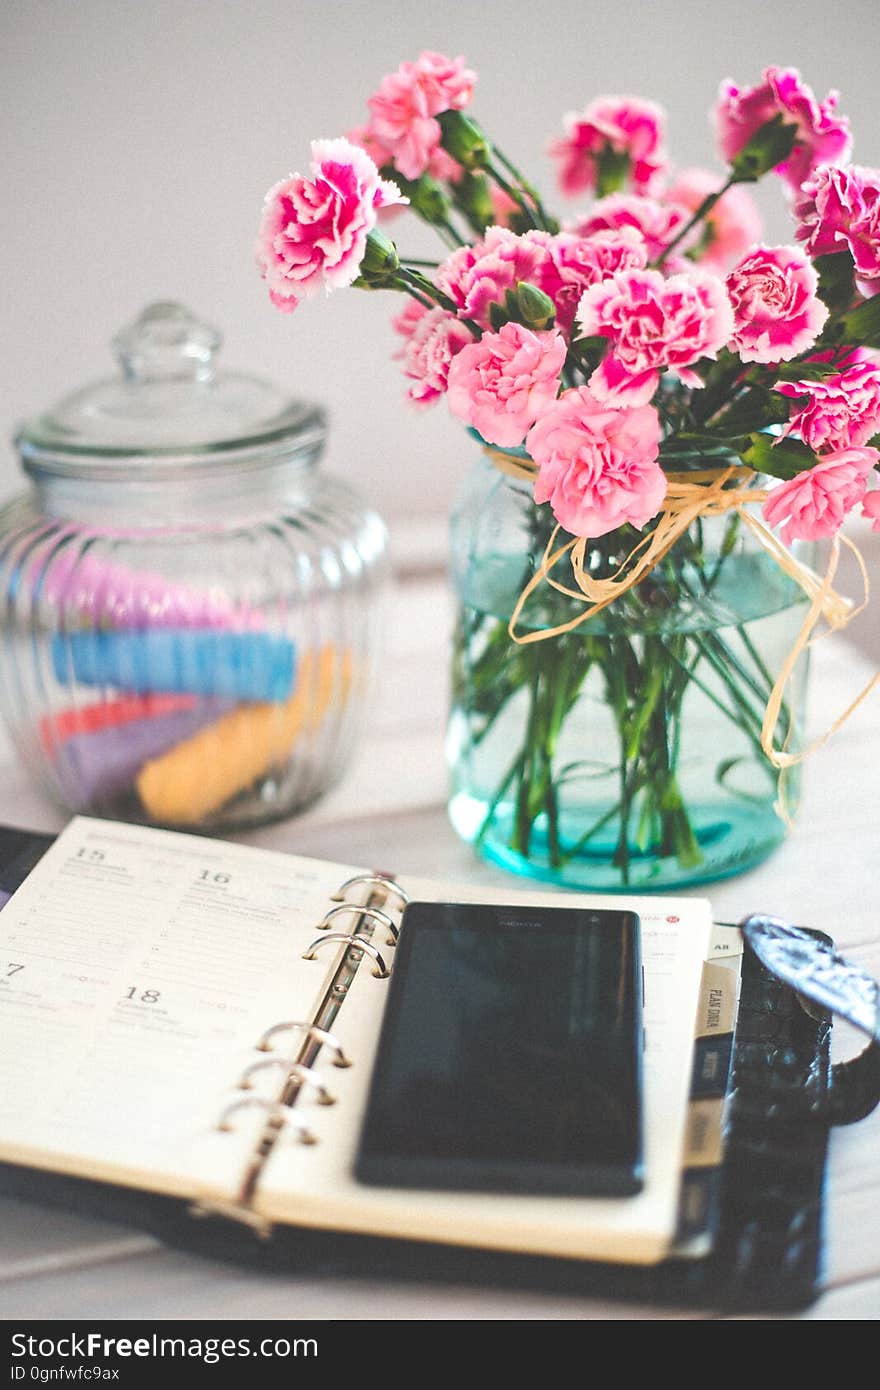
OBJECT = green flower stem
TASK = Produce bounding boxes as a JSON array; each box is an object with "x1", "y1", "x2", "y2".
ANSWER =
[
  {"x1": 475, "y1": 746, "x2": 526, "y2": 845},
  {"x1": 558, "y1": 785, "x2": 644, "y2": 861},
  {"x1": 661, "y1": 644, "x2": 776, "y2": 780},
  {"x1": 491, "y1": 144, "x2": 556, "y2": 231},
  {"x1": 396, "y1": 268, "x2": 480, "y2": 336},
  {"x1": 654, "y1": 174, "x2": 736, "y2": 266},
  {"x1": 400, "y1": 284, "x2": 434, "y2": 311},
  {"x1": 484, "y1": 159, "x2": 540, "y2": 230}
]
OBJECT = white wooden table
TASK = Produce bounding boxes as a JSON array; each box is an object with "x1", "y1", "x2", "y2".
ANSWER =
[{"x1": 1, "y1": 565, "x2": 878, "y2": 1321}]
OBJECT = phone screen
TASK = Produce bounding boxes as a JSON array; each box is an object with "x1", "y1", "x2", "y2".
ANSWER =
[{"x1": 355, "y1": 901, "x2": 643, "y2": 1196}]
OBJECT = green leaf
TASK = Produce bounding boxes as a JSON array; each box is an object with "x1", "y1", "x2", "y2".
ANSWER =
[
  {"x1": 709, "y1": 386, "x2": 790, "y2": 436},
  {"x1": 570, "y1": 334, "x2": 608, "y2": 371},
  {"x1": 730, "y1": 113, "x2": 798, "y2": 183},
  {"x1": 772, "y1": 358, "x2": 843, "y2": 382},
  {"x1": 841, "y1": 293, "x2": 880, "y2": 348},
  {"x1": 487, "y1": 301, "x2": 510, "y2": 332},
  {"x1": 743, "y1": 432, "x2": 819, "y2": 480},
  {"x1": 814, "y1": 251, "x2": 856, "y2": 313},
  {"x1": 868, "y1": 433, "x2": 880, "y2": 450}
]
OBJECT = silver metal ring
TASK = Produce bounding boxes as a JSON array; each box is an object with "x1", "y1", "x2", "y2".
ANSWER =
[
  {"x1": 238, "y1": 1057, "x2": 289, "y2": 1091},
  {"x1": 216, "y1": 1096, "x2": 316, "y2": 1144},
  {"x1": 256, "y1": 1021, "x2": 352, "y2": 1067},
  {"x1": 286, "y1": 1062, "x2": 335, "y2": 1106},
  {"x1": 318, "y1": 902, "x2": 399, "y2": 944},
  {"x1": 331, "y1": 874, "x2": 410, "y2": 911},
  {"x1": 302, "y1": 932, "x2": 390, "y2": 979}
]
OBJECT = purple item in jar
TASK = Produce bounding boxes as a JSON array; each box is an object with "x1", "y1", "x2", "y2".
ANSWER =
[{"x1": 50, "y1": 698, "x2": 235, "y2": 806}]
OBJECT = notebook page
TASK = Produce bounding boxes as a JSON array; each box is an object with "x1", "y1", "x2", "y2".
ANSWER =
[
  {"x1": 0, "y1": 817, "x2": 362, "y2": 1203},
  {"x1": 254, "y1": 880, "x2": 712, "y2": 1264}
]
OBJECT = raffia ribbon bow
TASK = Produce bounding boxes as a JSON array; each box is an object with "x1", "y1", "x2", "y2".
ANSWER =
[{"x1": 485, "y1": 447, "x2": 880, "y2": 798}]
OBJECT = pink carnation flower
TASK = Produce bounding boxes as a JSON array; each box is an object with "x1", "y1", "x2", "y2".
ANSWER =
[
  {"x1": 863, "y1": 489, "x2": 880, "y2": 531},
  {"x1": 367, "y1": 51, "x2": 476, "y2": 181},
  {"x1": 257, "y1": 139, "x2": 406, "y2": 312},
  {"x1": 715, "y1": 66, "x2": 851, "y2": 193},
  {"x1": 548, "y1": 228, "x2": 648, "y2": 332},
  {"x1": 795, "y1": 165, "x2": 880, "y2": 283},
  {"x1": 725, "y1": 244, "x2": 827, "y2": 364},
  {"x1": 664, "y1": 168, "x2": 762, "y2": 273},
  {"x1": 762, "y1": 447, "x2": 878, "y2": 543},
  {"x1": 392, "y1": 303, "x2": 472, "y2": 408},
  {"x1": 776, "y1": 362, "x2": 880, "y2": 451},
  {"x1": 571, "y1": 194, "x2": 686, "y2": 263},
  {"x1": 527, "y1": 386, "x2": 664, "y2": 537},
  {"x1": 446, "y1": 322, "x2": 567, "y2": 448},
  {"x1": 437, "y1": 227, "x2": 559, "y2": 327},
  {"x1": 550, "y1": 97, "x2": 668, "y2": 197},
  {"x1": 390, "y1": 299, "x2": 426, "y2": 341},
  {"x1": 347, "y1": 124, "x2": 394, "y2": 170},
  {"x1": 489, "y1": 184, "x2": 520, "y2": 227},
  {"x1": 576, "y1": 267, "x2": 734, "y2": 407}
]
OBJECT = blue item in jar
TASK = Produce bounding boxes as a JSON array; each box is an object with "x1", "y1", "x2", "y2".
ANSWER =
[{"x1": 51, "y1": 629, "x2": 297, "y2": 702}]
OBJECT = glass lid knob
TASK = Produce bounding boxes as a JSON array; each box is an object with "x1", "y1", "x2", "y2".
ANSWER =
[{"x1": 112, "y1": 301, "x2": 222, "y2": 383}]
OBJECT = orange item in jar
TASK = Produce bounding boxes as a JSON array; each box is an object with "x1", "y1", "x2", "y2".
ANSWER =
[{"x1": 135, "y1": 646, "x2": 347, "y2": 825}]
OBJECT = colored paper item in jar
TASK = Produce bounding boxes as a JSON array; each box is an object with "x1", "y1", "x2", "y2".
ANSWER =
[
  {"x1": 39, "y1": 693, "x2": 200, "y2": 747},
  {"x1": 49, "y1": 700, "x2": 236, "y2": 806},
  {"x1": 34, "y1": 547, "x2": 265, "y2": 631},
  {"x1": 135, "y1": 646, "x2": 346, "y2": 825},
  {"x1": 51, "y1": 629, "x2": 296, "y2": 703}
]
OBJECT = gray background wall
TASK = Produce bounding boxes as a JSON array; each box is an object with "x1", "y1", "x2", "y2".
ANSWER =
[{"x1": 3, "y1": 0, "x2": 879, "y2": 529}]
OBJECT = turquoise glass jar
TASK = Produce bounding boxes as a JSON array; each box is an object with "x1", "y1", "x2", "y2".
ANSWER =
[{"x1": 447, "y1": 449, "x2": 812, "y2": 892}]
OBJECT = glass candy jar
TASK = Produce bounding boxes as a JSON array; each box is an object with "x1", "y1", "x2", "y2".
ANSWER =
[{"x1": 0, "y1": 302, "x2": 388, "y2": 830}]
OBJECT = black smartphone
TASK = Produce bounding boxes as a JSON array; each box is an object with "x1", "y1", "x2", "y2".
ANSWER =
[{"x1": 355, "y1": 900, "x2": 644, "y2": 1197}]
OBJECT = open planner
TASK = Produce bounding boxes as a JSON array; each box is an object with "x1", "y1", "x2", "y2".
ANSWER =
[{"x1": 0, "y1": 815, "x2": 741, "y2": 1269}]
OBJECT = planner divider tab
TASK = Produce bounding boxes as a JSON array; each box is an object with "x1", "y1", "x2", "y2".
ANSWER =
[{"x1": 672, "y1": 926, "x2": 744, "y2": 1258}]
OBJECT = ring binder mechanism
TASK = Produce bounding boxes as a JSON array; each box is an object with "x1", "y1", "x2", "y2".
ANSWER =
[
  {"x1": 284, "y1": 1063, "x2": 336, "y2": 1106},
  {"x1": 317, "y1": 902, "x2": 399, "y2": 944},
  {"x1": 331, "y1": 873, "x2": 410, "y2": 910},
  {"x1": 216, "y1": 876, "x2": 403, "y2": 1218},
  {"x1": 303, "y1": 932, "x2": 391, "y2": 979},
  {"x1": 215, "y1": 1096, "x2": 316, "y2": 1145},
  {"x1": 212, "y1": 874, "x2": 404, "y2": 1217},
  {"x1": 256, "y1": 1022, "x2": 352, "y2": 1067}
]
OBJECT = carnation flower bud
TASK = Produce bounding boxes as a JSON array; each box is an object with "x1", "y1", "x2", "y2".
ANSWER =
[
  {"x1": 437, "y1": 110, "x2": 491, "y2": 170},
  {"x1": 513, "y1": 282, "x2": 556, "y2": 330},
  {"x1": 359, "y1": 229, "x2": 401, "y2": 283},
  {"x1": 385, "y1": 170, "x2": 451, "y2": 223},
  {"x1": 450, "y1": 170, "x2": 495, "y2": 232}
]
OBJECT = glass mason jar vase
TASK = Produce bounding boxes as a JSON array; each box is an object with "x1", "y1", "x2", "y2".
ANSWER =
[
  {"x1": 0, "y1": 303, "x2": 388, "y2": 831},
  {"x1": 447, "y1": 451, "x2": 812, "y2": 892}
]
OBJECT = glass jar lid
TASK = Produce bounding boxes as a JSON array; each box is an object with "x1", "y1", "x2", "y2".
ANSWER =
[{"x1": 16, "y1": 301, "x2": 326, "y2": 480}]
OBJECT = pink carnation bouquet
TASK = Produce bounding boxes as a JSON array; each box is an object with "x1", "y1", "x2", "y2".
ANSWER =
[{"x1": 257, "y1": 55, "x2": 880, "y2": 890}]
